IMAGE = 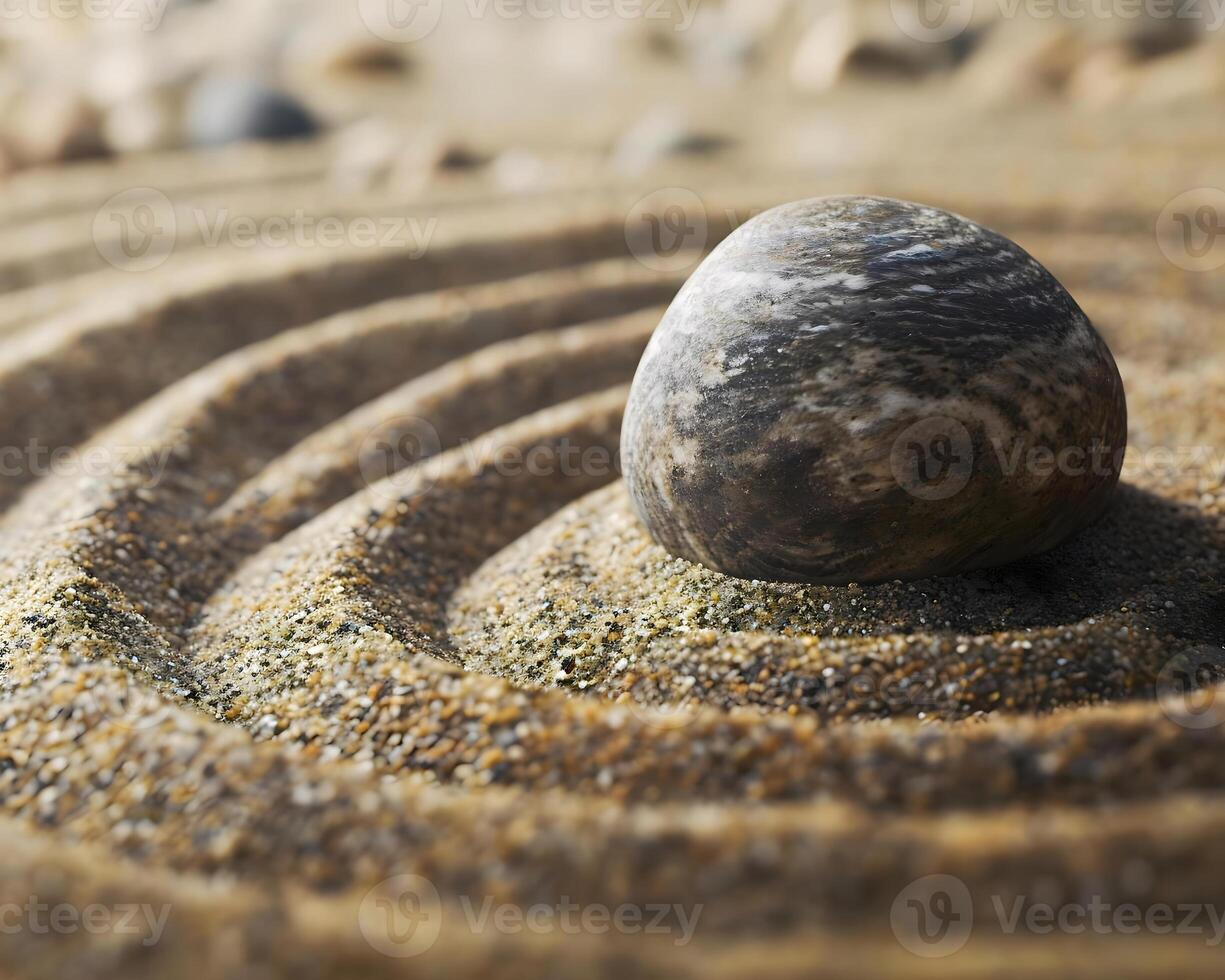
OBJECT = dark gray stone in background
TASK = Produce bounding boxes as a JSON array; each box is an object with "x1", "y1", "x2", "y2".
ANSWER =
[
  {"x1": 186, "y1": 73, "x2": 318, "y2": 147},
  {"x1": 621, "y1": 196, "x2": 1128, "y2": 584}
]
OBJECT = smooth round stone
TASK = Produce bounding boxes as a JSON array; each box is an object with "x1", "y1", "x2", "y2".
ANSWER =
[
  {"x1": 621, "y1": 195, "x2": 1128, "y2": 584},
  {"x1": 186, "y1": 73, "x2": 318, "y2": 148}
]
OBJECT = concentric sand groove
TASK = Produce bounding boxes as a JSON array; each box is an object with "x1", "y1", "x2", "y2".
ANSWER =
[
  {"x1": 0, "y1": 177, "x2": 675, "y2": 294},
  {"x1": 0, "y1": 140, "x2": 336, "y2": 227},
  {"x1": 0, "y1": 198, "x2": 706, "y2": 509},
  {"x1": 217, "y1": 305, "x2": 665, "y2": 542},
  {"x1": 1, "y1": 123, "x2": 1224, "y2": 977},
  {"x1": 0, "y1": 262, "x2": 678, "y2": 678}
]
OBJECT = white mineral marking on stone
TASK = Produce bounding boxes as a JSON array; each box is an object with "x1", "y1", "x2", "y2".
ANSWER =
[
  {"x1": 905, "y1": 263, "x2": 957, "y2": 280},
  {"x1": 668, "y1": 387, "x2": 702, "y2": 421},
  {"x1": 698, "y1": 349, "x2": 734, "y2": 388},
  {"x1": 793, "y1": 394, "x2": 839, "y2": 418},
  {"x1": 886, "y1": 243, "x2": 937, "y2": 258},
  {"x1": 845, "y1": 388, "x2": 926, "y2": 435},
  {"x1": 668, "y1": 437, "x2": 700, "y2": 469},
  {"x1": 621, "y1": 195, "x2": 1127, "y2": 584}
]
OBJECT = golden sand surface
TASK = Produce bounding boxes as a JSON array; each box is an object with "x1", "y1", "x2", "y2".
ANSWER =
[{"x1": 0, "y1": 10, "x2": 1224, "y2": 974}]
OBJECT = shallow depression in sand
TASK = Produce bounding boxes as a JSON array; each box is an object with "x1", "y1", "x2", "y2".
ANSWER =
[
  {"x1": 3, "y1": 129, "x2": 1225, "y2": 976},
  {"x1": 449, "y1": 478, "x2": 1225, "y2": 722}
]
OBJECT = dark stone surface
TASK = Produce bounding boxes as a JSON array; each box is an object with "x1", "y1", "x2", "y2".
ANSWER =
[
  {"x1": 186, "y1": 74, "x2": 318, "y2": 148},
  {"x1": 621, "y1": 195, "x2": 1128, "y2": 584}
]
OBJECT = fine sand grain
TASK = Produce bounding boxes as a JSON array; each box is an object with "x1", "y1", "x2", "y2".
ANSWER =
[{"x1": 0, "y1": 108, "x2": 1224, "y2": 978}]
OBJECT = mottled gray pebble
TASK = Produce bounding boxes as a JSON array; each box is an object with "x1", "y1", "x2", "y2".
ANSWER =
[
  {"x1": 186, "y1": 73, "x2": 318, "y2": 147},
  {"x1": 621, "y1": 195, "x2": 1128, "y2": 584}
]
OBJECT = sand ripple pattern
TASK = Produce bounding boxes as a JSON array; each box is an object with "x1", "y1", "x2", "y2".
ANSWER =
[{"x1": 0, "y1": 136, "x2": 1224, "y2": 977}]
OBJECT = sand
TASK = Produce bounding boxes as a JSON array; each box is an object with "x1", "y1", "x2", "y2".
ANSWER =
[{"x1": 0, "y1": 98, "x2": 1223, "y2": 977}]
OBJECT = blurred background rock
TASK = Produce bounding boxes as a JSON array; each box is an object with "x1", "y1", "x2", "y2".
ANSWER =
[{"x1": 0, "y1": 0, "x2": 1221, "y2": 178}]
